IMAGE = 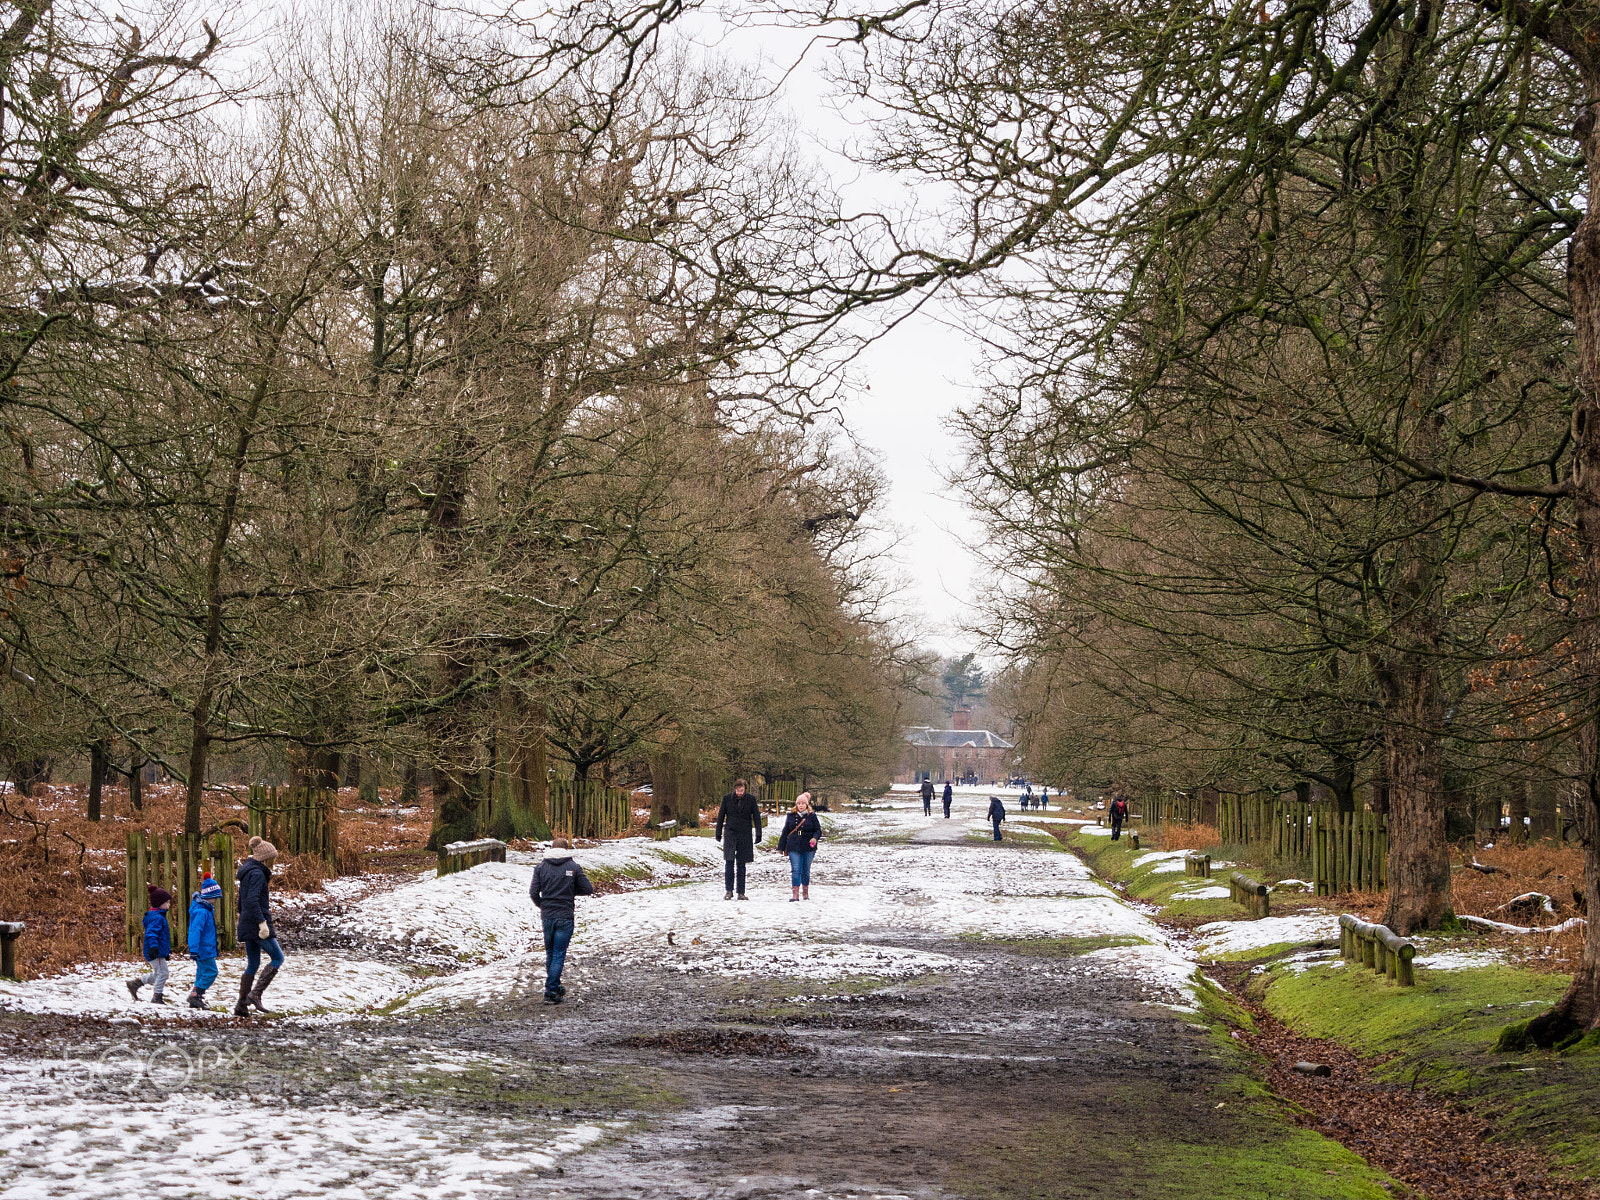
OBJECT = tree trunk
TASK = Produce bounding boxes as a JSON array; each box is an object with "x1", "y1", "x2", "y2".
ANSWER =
[
  {"x1": 1535, "y1": 75, "x2": 1600, "y2": 1036},
  {"x1": 649, "y1": 755, "x2": 677, "y2": 827},
  {"x1": 1370, "y1": 759, "x2": 1390, "y2": 816},
  {"x1": 676, "y1": 761, "x2": 702, "y2": 828},
  {"x1": 129, "y1": 758, "x2": 143, "y2": 811},
  {"x1": 344, "y1": 753, "x2": 361, "y2": 789},
  {"x1": 1506, "y1": 777, "x2": 1528, "y2": 845},
  {"x1": 400, "y1": 758, "x2": 419, "y2": 806},
  {"x1": 1530, "y1": 773, "x2": 1559, "y2": 841},
  {"x1": 87, "y1": 741, "x2": 106, "y2": 821},
  {"x1": 1380, "y1": 654, "x2": 1452, "y2": 934}
]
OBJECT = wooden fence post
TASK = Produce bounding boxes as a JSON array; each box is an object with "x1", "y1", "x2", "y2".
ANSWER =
[{"x1": 0, "y1": 921, "x2": 22, "y2": 979}]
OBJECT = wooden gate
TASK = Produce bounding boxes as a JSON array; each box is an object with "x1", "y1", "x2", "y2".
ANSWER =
[{"x1": 125, "y1": 831, "x2": 236, "y2": 955}]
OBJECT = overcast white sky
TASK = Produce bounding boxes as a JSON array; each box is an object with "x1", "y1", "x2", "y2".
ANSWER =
[{"x1": 699, "y1": 22, "x2": 993, "y2": 654}]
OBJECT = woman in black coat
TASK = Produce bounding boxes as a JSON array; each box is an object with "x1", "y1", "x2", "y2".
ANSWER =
[
  {"x1": 715, "y1": 779, "x2": 764, "y2": 900},
  {"x1": 234, "y1": 836, "x2": 286, "y2": 1016},
  {"x1": 777, "y1": 793, "x2": 823, "y2": 901}
]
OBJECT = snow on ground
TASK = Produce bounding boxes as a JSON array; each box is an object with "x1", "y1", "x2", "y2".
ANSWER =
[
  {"x1": 0, "y1": 1054, "x2": 617, "y2": 1200},
  {"x1": 0, "y1": 791, "x2": 1198, "y2": 1020},
  {"x1": 1411, "y1": 948, "x2": 1510, "y2": 971},
  {"x1": 1174, "y1": 885, "x2": 1231, "y2": 901},
  {"x1": 1192, "y1": 913, "x2": 1341, "y2": 958},
  {"x1": 0, "y1": 953, "x2": 418, "y2": 1022}
]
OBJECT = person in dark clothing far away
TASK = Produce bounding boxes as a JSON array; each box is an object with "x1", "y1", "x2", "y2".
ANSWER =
[
  {"x1": 1109, "y1": 794, "x2": 1130, "y2": 841},
  {"x1": 988, "y1": 795, "x2": 1006, "y2": 841},
  {"x1": 530, "y1": 836, "x2": 594, "y2": 1004},
  {"x1": 920, "y1": 777, "x2": 934, "y2": 815},
  {"x1": 942, "y1": 781, "x2": 953, "y2": 818},
  {"x1": 778, "y1": 792, "x2": 823, "y2": 901},
  {"x1": 716, "y1": 778, "x2": 764, "y2": 900}
]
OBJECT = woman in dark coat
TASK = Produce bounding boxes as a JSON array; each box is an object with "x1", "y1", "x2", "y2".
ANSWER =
[
  {"x1": 234, "y1": 836, "x2": 286, "y2": 1016},
  {"x1": 777, "y1": 792, "x2": 823, "y2": 901},
  {"x1": 715, "y1": 779, "x2": 764, "y2": 900}
]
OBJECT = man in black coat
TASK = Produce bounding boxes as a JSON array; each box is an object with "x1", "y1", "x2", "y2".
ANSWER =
[
  {"x1": 716, "y1": 778, "x2": 764, "y2": 900},
  {"x1": 531, "y1": 837, "x2": 594, "y2": 1004},
  {"x1": 942, "y1": 781, "x2": 953, "y2": 818},
  {"x1": 920, "y1": 777, "x2": 934, "y2": 815},
  {"x1": 988, "y1": 795, "x2": 1006, "y2": 841},
  {"x1": 1109, "y1": 794, "x2": 1130, "y2": 841}
]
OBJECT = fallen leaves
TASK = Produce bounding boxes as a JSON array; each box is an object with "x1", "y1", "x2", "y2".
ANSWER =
[{"x1": 1236, "y1": 994, "x2": 1594, "y2": 1199}]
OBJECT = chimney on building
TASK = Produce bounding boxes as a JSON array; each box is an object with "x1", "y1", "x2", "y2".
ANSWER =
[{"x1": 952, "y1": 708, "x2": 972, "y2": 731}]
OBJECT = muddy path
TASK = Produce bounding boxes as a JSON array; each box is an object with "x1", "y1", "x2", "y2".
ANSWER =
[{"x1": 0, "y1": 797, "x2": 1390, "y2": 1199}]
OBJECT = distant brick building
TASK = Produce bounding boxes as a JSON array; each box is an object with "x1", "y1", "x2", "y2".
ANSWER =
[{"x1": 897, "y1": 709, "x2": 1014, "y2": 785}]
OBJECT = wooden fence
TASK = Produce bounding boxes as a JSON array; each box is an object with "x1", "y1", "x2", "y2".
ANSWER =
[
  {"x1": 247, "y1": 786, "x2": 339, "y2": 868},
  {"x1": 1151, "y1": 794, "x2": 1205, "y2": 825},
  {"x1": 1313, "y1": 809, "x2": 1386, "y2": 895},
  {"x1": 1157, "y1": 789, "x2": 1386, "y2": 896},
  {"x1": 125, "y1": 831, "x2": 236, "y2": 955},
  {"x1": 549, "y1": 779, "x2": 633, "y2": 840},
  {"x1": 757, "y1": 780, "x2": 801, "y2": 813}
]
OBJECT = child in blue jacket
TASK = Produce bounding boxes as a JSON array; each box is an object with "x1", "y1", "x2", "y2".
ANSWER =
[
  {"x1": 185, "y1": 875, "x2": 222, "y2": 1010},
  {"x1": 127, "y1": 885, "x2": 173, "y2": 1004}
]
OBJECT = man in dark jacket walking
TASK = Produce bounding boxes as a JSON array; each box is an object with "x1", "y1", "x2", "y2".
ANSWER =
[
  {"x1": 988, "y1": 795, "x2": 1006, "y2": 841},
  {"x1": 531, "y1": 837, "x2": 594, "y2": 1004},
  {"x1": 942, "y1": 781, "x2": 953, "y2": 818},
  {"x1": 1109, "y1": 794, "x2": 1130, "y2": 841},
  {"x1": 920, "y1": 777, "x2": 934, "y2": 815},
  {"x1": 716, "y1": 779, "x2": 763, "y2": 900}
]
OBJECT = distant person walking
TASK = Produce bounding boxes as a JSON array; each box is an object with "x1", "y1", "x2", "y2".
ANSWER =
[
  {"x1": 531, "y1": 836, "x2": 594, "y2": 1004},
  {"x1": 1109, "y1": 794, "x2": 1130, "y2": 841},
  {"x1": 235, "y1": 837, "x2": 285, "y2": 1016},
  {"x1": 716, "y1": 778, "x2": 764, "y2": 900},
  {"x1": 778, "y1": 792, "x2": 823, "y2": 901},
  {"x1": 988, "y1": 795, "x2": 1006, "y2": 841},
  {"x1": 920, "y1": 777, "x2": 934, "y2": 815},
  {"x1": 942, "y1": 781, "x2": 953, "y2": 818}
]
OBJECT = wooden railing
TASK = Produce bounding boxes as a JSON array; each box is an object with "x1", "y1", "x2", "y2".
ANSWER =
[
  {"x1": 1184, "y1": 853, "x2": 1212, "y2": 878},
  {"x1": 1229, "y1": 871, "x2": 1270, "y2": 918},
  {"x1": 438, "y1": 837, "x2": 507, "y2": 876},
  {"x1": 1339, "y1": 914, "x2": 1415, "y2": 985}
]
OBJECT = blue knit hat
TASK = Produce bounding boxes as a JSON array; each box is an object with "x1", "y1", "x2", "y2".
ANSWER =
[{"x1": 198, "y1": 876, "x2": 223, "y2": 902}]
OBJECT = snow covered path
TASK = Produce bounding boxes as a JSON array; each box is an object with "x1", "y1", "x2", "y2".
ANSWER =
[{"x1": 0, "y1": 786, "x2": 1242, "y2": 1200}]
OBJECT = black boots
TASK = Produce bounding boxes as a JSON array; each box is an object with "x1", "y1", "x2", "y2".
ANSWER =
[
  {"x1": 186, "y1": 988, "x2": 210, "y2": 1011},
  {"x1": 233, "y1": 972, "x2": 255, "y2": 1017},
  {"x1": 247, "y1": 965, "x2": 278, "y2": 1014}
]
